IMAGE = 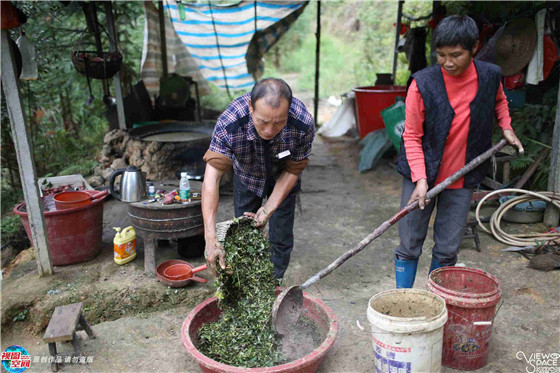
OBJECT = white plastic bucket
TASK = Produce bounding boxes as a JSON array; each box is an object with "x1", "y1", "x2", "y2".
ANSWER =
[{"x1": 367, "y1": 289, "x2": 448, "y2": 373}]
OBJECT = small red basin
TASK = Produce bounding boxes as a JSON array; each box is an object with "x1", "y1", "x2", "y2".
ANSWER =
[
  {"x1": 164, "y1": 264, "x2": 192, "y2": 280},
  {"x1": 157, "y1": 260, "x2": 207, "y2": 287},
  {"x1": 53, "y1": 191, "x2": 92, "y2": 210}
]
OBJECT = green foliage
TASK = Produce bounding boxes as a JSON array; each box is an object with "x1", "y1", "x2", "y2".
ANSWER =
[
  {"x1": 59, "y1": 159, "x2": 99, "y2": 177},
  {"x1": 495, "y1": 104, "x2": 556, "y2": 190},
  {"x1": 13, "y1": 309, "x2": 29, "y2": 322},
  {"x1": 198, "y1": 220, "x2": 281, "y2": 368},
  {"x1": 200, "y1": 84, "x2": 251, "y2": 113},
  {"x1": 1, "y1": 214, "x2": 29, "y2": 256},
  {"x1": 266, "y1": 1, "x2": 432, "y2": 98},
  {"x1": 358, "y1": 1, "x2": 399, "y2": 83},
  {"x1": 0, "y1": 187, "x2": 24, "y2": 216},
  {"x1": 1, "y1": 216, "x2": 23, "y2": 236},
  {"x1": 1, "y1": 2, "x2": 145, "y2": 207}
]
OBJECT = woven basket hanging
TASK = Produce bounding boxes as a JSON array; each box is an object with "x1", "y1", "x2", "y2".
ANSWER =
[{"x1": 71, "y1": 27, "x2": 122, "y2": 80}]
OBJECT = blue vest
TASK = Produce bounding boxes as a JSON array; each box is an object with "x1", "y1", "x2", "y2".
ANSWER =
[{"x1": 395, "y1": 60, "x2": 502, "y2": 188}]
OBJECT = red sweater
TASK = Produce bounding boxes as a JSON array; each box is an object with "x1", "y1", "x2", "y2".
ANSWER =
[{"x1": 404, "y1": 61, "x2": 513, "y2": 189}]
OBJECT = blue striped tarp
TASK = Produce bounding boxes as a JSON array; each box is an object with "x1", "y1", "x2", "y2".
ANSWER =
[
  {"x1": 165, "y1": 0, "x2": 307, "y2": 91},
  {"x1": 140, "y1": 2, "x2": 211, "y2": 98}
]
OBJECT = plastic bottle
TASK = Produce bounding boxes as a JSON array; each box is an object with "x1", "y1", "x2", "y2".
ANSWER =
[
  {"x1": 113, "y1": 226, "x2": 136, "y2": 265},
  {"x1": 147, "y1": 182, "x2": 155, "y2": 198},
  {"x1": 179, "y1": 172, "x2": 191, "y2": 203},
  {"x1": 178, "y1": 3, "x2": 186, "y2": 20}
]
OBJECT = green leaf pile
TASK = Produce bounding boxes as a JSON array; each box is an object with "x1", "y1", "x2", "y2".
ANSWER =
[{"x1": 197, "y1": 220, "x2": 282, "y2": 367}]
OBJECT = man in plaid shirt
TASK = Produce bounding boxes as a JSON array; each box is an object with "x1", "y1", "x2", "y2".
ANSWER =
[{"x1": 202, "y1": 78, "x2": 315, "y2": 279}]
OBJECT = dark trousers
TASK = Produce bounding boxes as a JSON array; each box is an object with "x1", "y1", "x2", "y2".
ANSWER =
[
  {"x1": 395, "y1": 177, "x2": 473, "y2": 266},
  {"x1": 233, "y1": 174, "x2": 297, "y2": 279}
]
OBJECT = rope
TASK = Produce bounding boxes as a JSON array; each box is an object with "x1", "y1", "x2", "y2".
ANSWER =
[
  {"x1": 475, "y1": 189, "x2": 560, "y2": 246},
  {"x1": 71, "y1": 24, "x2": 119, "y2": 53},
  {"x1": 254, "y1": 1, "x2": 258, "y2": 32},
  {"x1": 208, "y1": 1, "x2": 232, "y2": 100}
]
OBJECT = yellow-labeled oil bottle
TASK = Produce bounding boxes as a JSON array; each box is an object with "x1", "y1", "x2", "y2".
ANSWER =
[{"x1": 113, "y1": 226, "x2": 136, "y2": 265}]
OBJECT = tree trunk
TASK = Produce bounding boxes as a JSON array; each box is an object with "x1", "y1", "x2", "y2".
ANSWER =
[{"x1": 60, "y1": 88, "x2": 78, "y2": 136}]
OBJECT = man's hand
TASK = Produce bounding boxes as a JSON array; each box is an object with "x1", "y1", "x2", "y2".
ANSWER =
[
  {"x1": 407, "y1": 178, "x2": 429, "y2": 209},
  {"x1": 204, "y1": 238, "x2": 226, "y2": 276},
  {"x1": 243, "y1": 206, "x2": 270, "y2": 228},
  {"x1": 503, "y1": 129, "x2": 524, "y2": 154}
]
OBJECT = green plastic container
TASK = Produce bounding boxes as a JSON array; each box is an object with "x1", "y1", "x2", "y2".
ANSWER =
[{"x1": 381, "y1": 97, "x2": 406, "y2": 151}]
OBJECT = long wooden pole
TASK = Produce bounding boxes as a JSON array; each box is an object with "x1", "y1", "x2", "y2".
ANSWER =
[
  {"x1": 301, "y1": 139, "x2": 508, "y2": 289},
  {"x1": 313, "y1": 0, "x2": 321, "y2": 125},
  {"x1": 544, "y1": 84, "x2": 560, "y2": 226},
  {"x1": 158, "y1": 0, "x2": 168, "y2": 77},
  {"x1": 391, "y1": 0, "x2": 404, "y2": 84},
  {"x1": 105, "y1": 1, "x2": 126, "y2": 130},
  {"x1": 1, "y1": 30, "x2": 53, "y2": 276}
]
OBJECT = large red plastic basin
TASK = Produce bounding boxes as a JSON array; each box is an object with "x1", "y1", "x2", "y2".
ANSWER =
[
  {"x1": 182, "y1": 290, "x2": 338, "y2": 373},
  {"x1": 14, "y1": 190, "x2": 108, "y2": 266},
  {"x1": 353, "y1": 85, "x2": 406, "y2": 138}
]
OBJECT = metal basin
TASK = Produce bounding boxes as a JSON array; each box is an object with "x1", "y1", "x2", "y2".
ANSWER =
[{"x1": 128, "y1": 121, "x2": 215, "y2": 140}]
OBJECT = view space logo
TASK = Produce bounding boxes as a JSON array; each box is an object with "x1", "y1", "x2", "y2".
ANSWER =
[{"x1": 517, "y1": 351, "x2": 560, "y2": 373}]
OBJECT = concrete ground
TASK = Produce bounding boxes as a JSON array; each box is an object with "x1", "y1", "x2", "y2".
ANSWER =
[{"x1": 2, "y1": 136, "x2": 559, "y2": 373}]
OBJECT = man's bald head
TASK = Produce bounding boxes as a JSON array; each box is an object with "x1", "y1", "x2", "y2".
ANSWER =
[{"x1": 250, "y1": 78, "x2": 293, "y2": 110}]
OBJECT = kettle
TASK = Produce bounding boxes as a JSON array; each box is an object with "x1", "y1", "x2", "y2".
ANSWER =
[{"x1": 109, "y1": 165, "x2": 147, "y2": 202}]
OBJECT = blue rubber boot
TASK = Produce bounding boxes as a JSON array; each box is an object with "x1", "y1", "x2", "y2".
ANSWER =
[
  {"x1": 429, "y1": 257, "x2": 444, "y2": 274},
  {"x1": 395, "y1": 259, "x2": 418, "y2": 289}
]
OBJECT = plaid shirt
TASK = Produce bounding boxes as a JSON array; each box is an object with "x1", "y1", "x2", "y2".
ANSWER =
[{"x1": 209, "y1": 93, "x2": 315, "y2": 197}]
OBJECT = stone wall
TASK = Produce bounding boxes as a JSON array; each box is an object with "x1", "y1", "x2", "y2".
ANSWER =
[{"x1": 87, "y1": 129, "x2": 210, "y2": 187}]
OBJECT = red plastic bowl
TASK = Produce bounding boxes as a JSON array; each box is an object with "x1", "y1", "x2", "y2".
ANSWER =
[
  {"x1": 157, "y1": 260, "x2": 207, "y2": 288},
  {"x1": 164, "y1": 264, "x2": 192, "y2": 280},
  {"x1": 53, "y1": 191, "x2": 92, "y2": 210},
  {"x1": 182, "y1": 289, "x2": 338, "y2": 373}
]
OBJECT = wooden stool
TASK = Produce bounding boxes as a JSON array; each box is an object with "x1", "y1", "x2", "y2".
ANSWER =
[
  {"x1": 463, "y1": 215, "x2": 481, "y2": 252},
  {"x1": 42, "y1": 302, "x2": 95, "y2": 372}
]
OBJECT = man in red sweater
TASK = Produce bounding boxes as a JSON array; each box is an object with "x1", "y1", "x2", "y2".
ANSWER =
[{"x1": 394, "y1": 15, "x2": 524, "y2": 288}]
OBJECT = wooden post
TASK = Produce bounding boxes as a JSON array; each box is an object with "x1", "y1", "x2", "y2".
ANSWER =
[
  {"x1": 430, "y1": 1, "x2": 441, "y2": 65},
  {"x1": 105, "y1": 1, "x2": 126, "y2": 130},
  {"x1": 1, "y1": 30, "x2": 53, "y2": 276},
  {"x1": 391, "y1": 0, "x2": 404, "y2": 83},
  {"x1": 313, "y1": 0, "x2": 321, "y2": 126},
  {"x1": 144, "y1": 234, "x2": 157, "y2": 275},
  {"x1": 158, "y1": 0, "x2": 168, "y2": 78},
  {"x1": 544, "y1": 86, "x2": 560, "y2": 226},
  {"x1": 48, "y1": 343, "x2": 58, "y2": 371}
]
